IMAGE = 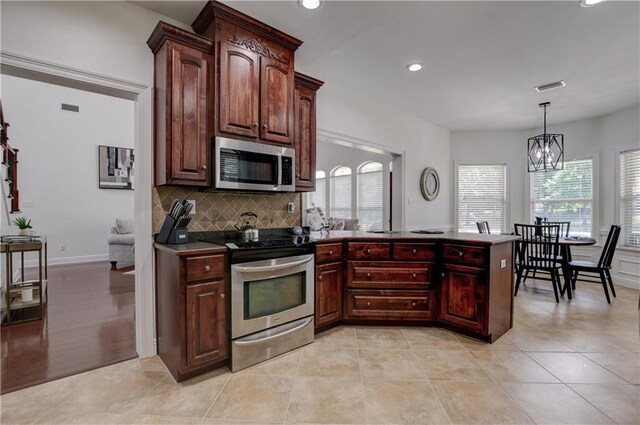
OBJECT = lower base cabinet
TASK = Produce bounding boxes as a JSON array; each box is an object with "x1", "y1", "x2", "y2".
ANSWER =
[
  {"x1": 315, "y1": 262, "x2": 343, "y2": 327},
  {"x1": 438, "y1": 263, "x2": 486, "y2": 333},
  {"x1": 186, "y1": 279, "x2": 228, "y2": 368}
]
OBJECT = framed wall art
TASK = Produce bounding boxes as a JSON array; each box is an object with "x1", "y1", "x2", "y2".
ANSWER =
[{"x1": 98, "y1": 145, "x2": 134, "y2": 190}]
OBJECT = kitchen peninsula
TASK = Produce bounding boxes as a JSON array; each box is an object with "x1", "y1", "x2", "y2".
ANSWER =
[{"x1": 155, "y1": 231, "x2": 518, "y2": 381}]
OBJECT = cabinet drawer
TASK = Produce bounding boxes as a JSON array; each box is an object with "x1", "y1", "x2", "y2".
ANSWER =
[
  {"x1": 347, "y1": 243, "x2": 390, "y2": 260},
  {"x1": 442, "y1": 244, "x2": 486, "y2": 267},
  {"x1": 347, "y1": 261, "x2": 433, "y2": 289},
  {"x1": 185, "y1": 254, "x2": 225, "y2": 282},
  {"x1": 393, "y1": 243, "x2": 437, "y2": 261},
  {"x1": 346, "y1": 290, "x2": 436, "y2": 320},
  {"x1": 316, "y1": 243, "x2": 343, "y2": 264}
]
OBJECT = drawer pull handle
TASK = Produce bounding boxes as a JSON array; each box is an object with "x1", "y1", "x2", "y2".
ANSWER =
[
  {"x1": 366, "y1": 248, "x2": 371, "y2": 254},
  {"x1": 412, "y1": 249, "x2": 417, "y2": 254},
  {"x1": 329, "y1": 250, "x2": 334, "y2": 255},
  {"x1": 201, "y1": 164, "x2": 207, "y2": 170},
  {"x1": 253, "y1": 122, "x2": 258, "y2": 128},
  {"x1": 458, "y1": 251, "x2": 464, "y2": 257},
  {"x1": 441, "y1": 273, "x2": 446, "y2": 278},
  {"x1": 412, "y1": 302, "x2": 416, "y2": 307},
  {"x1": 366, "y1": 272, "x2": 372, "y2": 278},
  {"x1": 220, "y1": 293, "x2": 225, "y2": 299},
  {"x1": 318, "y1": 275, "x2": 323, "y2": 280},
  {"x1": 412, "y1": 273, "x2": 417, "y2": 279},
  {"x1": 366, "y1": 301, "x2": 371, "y2": 307},
  {"x1": 204, "y1": 265, "x2": 211, "y2": 272},
  {"x1": 263, "y1": 124, "x2": 269, "y2": 130}
]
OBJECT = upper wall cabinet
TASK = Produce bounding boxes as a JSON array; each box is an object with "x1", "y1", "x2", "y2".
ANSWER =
[
  {"x1": 294, "y1": 73, "x2": 324, "y2": 191},
  {"x1": 147, "y1": 23, "x2": 213, "y2": 187},
  {"x1": 193, "y1": 3, "x2": 301, "y2": 147}
]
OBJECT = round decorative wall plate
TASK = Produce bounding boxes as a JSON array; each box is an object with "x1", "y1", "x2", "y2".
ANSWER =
[{"x1": 420, "y1": 167, "x2": 440, "y2": 201}]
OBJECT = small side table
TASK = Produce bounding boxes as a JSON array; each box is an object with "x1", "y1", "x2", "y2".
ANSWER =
[{"x1": 1, "y1": 235, "x2": 48, "y2": 325}]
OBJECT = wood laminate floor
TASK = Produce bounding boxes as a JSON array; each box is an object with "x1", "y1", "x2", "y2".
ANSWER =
[{"x1": 1, "y1": 261, "x2": 136, "y2": 394}]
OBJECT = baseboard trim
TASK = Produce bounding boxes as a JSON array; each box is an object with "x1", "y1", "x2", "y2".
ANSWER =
[
  {"x1": 612, "y1": 274, "x2": 640, "y2": 290},
  {"x1": 23, "y1": 254, "x2": 109, "y2": 268}
]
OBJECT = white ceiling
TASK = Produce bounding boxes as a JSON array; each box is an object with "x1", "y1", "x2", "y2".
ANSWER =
[{"x1": 131, "y1": 1, "x2": 640, "y2": 131}]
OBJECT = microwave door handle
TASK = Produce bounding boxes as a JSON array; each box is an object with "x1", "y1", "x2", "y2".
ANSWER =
[
  {"x1": 233, "y1": 255, "x2": 314, "y2": 273},
  {"x1": 276, "y1": 155, "x2": 282, "y2": 188}
]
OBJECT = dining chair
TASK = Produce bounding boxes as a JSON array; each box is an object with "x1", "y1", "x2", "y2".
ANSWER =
[
  {"x1": 568, "y1": 225, "x2": 621, "y2": 304},
  {"x1": 544, "y1": 221, "x2": 571, "y2": 237},
  {"x1": 476, "y1": 221, "x2": 490, "y2": 234},
  {"x1": 514, "y1": 223, "x2": 563, "y2": 302}
]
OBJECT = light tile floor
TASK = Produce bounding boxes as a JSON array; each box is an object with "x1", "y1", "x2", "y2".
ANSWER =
[{"x1": 1, "y1": 281, "x2": 638, "y2": 425}]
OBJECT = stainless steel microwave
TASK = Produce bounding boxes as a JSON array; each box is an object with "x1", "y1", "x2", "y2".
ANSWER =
[{"x1": 214, "y1": 137, "x2": 295, "y2": 192}]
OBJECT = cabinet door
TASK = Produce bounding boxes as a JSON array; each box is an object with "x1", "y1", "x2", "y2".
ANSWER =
[
  {"x1": 170, "y1": 45, "x2": 210, "y2": 184},
  {"x1": 439, "y1": 264, "x2": 486, "y2": 333},
  {"x1": 316, "y1": 262, "x2": 343, "y2": 327},
  {"x1": 260, "y1": 57, "x2": 294, "y2": 145},
  {"x1": 294, "y1": 84, "x2": 316, "y2": 190},
  {"x1": 218, "y1": 42, "x2": 259, "y2": 139},
  {"x1": 186, "y1": 280, "x2": 228, "y2": 367}
]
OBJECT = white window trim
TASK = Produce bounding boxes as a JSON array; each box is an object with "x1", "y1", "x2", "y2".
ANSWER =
[
  {"x1": 453, "y1": 160, "x2": 510, "y2": 233},
  {"x1": 526, "y1": 152, "x2": 600, "y2": 238},
  {"x1": 614, "y1": 145, "x2": 640, "y2": 251}
]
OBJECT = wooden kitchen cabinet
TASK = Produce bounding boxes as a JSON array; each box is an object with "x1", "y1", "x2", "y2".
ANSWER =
[
  {"x1": 218, "y1": 41, "x2": 260, "y2": 139},
  {"x1": 260, "y1": 57, "x2": 294, "y2": 144},
  {"x1": 439, "y1": 263, "x2": 486, "y2": 333},
  {"x1": 294, "y1": 73, "x2": 324, "y2": 191},
  {"x1": 147, "y1": 22, "x2": 213, "y2": 187},
  {"x1": 186, "y1": 279, "x2": 228, "y2": 367},
  {"x1": 315, "y1": 262, "x2": 343, "y2": 327}
]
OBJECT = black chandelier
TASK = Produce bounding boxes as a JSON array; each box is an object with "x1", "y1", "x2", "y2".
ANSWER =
[{"x1": 527, "y1": 102, "x2": 564, "y2": 172}]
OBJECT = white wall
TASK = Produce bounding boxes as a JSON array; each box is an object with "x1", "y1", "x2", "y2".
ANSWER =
[
  {"x1": 2, "y1": 74, "x2": 135, "y2": 264},
  {"x1": 317, "y1": 84, "x2": 452, "y2": 230},
  {"x1": 451, "y1": 105, "x2": 640, "y2": 289}
]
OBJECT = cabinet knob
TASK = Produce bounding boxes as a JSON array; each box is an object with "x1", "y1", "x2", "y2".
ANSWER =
[
  {"x1": 202, "y1": 165, "x2": 207, "y2": 170},
  {"x1": 329, "y1": 250, "x2": 334, "y2": 255},
  {"x1": 412, "y1": 249, "x2": 417, "y2": 254},
  {"x1": 412, "y1": 302, "x2": 417, "y2": 307},
  {"x1": 204, "y1": 265, "x2": 211, "y2": 272},
  {"x1": 366, "y1": 272, "x2": 372, "y2": 278},
  {"x1": 366, "y1": 301, "x2": 371, "y2": 307},
  {"x1": 366, "y1": 248, "x2": 371, "y2": 254},
  {"x1": 318, "y1": 275, "x2": 323, "y2": 280},
  {"x1": 263, "y1": 124, "x2": 268, "y2": 130},
  {"x1": 412, "y1": 273, "x2": 417, "y2": 279},
  {"x1": 458, "y1": 251, "x2": 464, "y2": 257},
  {"x1": 220, "y1": 293, "x2": 225, "y2": 299},
  {"x1": 441, "y1": 273, "x2": 445, "y2": 278},
  {"x1": 253, "y1": 122, "x2": 258, "y2": 128}
]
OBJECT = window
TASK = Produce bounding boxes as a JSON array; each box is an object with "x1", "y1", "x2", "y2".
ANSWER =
[
  {"x1": 357, "y1": 162, "x2": 384, "y2": 231},
  {"x1": 330, "y1": 166, "x2": 352, "y2": 219},
  {"x1": 457, "y1": 164, "x2": 506, "y2": 233},
  {"x1": 531, "y1": 158, "x2": 593, "y2": 236},
  {"x1": 309, "y1": 170, "x2": 326, "y2": 211},
  {"x1": 620, "y1": 149, "x2": 640, "y2": 247}
]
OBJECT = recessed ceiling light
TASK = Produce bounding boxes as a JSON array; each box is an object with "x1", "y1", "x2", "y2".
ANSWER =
[
  {"x1": 535, "y1": 80, "x2": 566, "y2": 93},
  {"x1": 299, "y1": 0, "x2": 322, "y2": 10},
  {"x1": 580, "y1": 0, "x2": 606, "y2": 7},
  {"x1": 406, "y1": 63, "x2": 423, "y2": 72}
]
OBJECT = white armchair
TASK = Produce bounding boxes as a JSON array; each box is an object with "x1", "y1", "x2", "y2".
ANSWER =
[{"x1": 108, "y1": 219, "x2": 134, "y2": 269}]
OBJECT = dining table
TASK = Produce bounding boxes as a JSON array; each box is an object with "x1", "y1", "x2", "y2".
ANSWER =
[{"x1": 557, "y1": 236, "x2": 598, "y2": 298}]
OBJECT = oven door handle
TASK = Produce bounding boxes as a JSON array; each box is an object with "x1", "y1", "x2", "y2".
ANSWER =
[
  {"x1": 233, "y1": 316, "x2": 313, "y2": 346},
  {"x1": 233, "y1": 255, "x2": 314, "y2": 273}
]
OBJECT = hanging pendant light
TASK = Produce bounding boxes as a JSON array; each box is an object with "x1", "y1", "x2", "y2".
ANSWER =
[{"x1": 527, "y1": 102, "x2": 564, "y2": 172}]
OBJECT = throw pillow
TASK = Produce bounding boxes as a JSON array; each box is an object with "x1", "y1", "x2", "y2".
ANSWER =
[{"x1": 116, "y1": 218, "x2": 135, "y2": 235}]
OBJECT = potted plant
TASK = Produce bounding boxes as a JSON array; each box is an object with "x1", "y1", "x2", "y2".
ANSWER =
[{"x1": 14, "y1": 217, "x2": 33, "y2": 236}]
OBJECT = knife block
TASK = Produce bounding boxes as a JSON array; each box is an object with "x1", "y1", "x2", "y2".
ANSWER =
[{"x1": 155, "y1": 214, "x2": 178, "y2": 244}]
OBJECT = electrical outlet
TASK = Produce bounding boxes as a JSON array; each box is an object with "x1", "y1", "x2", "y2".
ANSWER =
[
  {"x1": 287, "y1": 202, "x2": 295, "y2": 214},
  {"x1": 186, "y1": 200, "x2": 196, "y2": 215},
  {"x1": 500, "y1": 259, "x2": 506, "y2": 269},
  {"x1": 59, "y1": 244, "x2": 66, "y2": 251}
]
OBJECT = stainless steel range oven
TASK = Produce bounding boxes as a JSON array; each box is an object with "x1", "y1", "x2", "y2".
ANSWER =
[{"x1": 227, "y1": 237, "x2": 315, "y2": 371}]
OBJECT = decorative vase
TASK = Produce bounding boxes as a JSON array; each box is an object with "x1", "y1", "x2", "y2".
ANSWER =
[{"x1": 17, "y1": 228, "x2": 29, "y2": 236}]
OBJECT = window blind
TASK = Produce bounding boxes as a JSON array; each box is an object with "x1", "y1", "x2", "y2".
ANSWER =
[
  {"x1": 457, "y1": 164, "x2": 506, "y2": 233},
  {"x1": 531, "y1": 158, "x2": 593, "y2": 236},
  {"x1": 357, "y1": 162, "x2": 384, "y2": 231},
  {"x1": 330, "y1": 167, "x2": 352, "y2": 219},
  {"x1": 309, "y1": 170, "x2": 326, "y2": 212},
  {"x1": 620, "y1": 149, "x2": 640, "y2": 247}
]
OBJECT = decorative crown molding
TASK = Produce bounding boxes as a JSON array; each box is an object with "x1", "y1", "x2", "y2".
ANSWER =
[
  {"x1": 228, "y1": 35, "x2": 288, "y2": 64},
  {"x1": 147, "y1": 22, "x2": 214, "y2": 55},
  {"x1": 294, "y1": 72, "x2": 325, "y2": 91}
]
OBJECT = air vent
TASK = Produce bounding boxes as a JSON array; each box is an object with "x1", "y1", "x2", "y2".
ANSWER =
[
  {"x1": 61, "y1": 103, "x2": 79, "y2": 112},
  {"x1": 535, "y1": 80, "x2": 566, "y2": 93}
]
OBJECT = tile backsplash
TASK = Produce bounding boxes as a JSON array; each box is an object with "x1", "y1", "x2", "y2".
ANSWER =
[{"x1": 153, "y1": 187, "x2": 302, "y2": 233}]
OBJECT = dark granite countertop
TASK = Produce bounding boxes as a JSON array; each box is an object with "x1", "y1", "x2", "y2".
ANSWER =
[{"x1": 310, "y1": 231, "x2": 520, "y2": 246}]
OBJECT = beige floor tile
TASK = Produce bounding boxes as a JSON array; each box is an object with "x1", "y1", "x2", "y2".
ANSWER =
[
  {"x1": 239, "y1": 350, "x2": 301, "y2": 376},
  {"x1": 58, "y1": 368, "x2": 167, "y2": 413},
  {"x1": 414, "y1": 350, "x2": 491, "y2": 382},
  {"x1": 570, "y1": 384, "x2": 640, "y2": 425},
  {"x1": 356, "y1": 327, "x2": 410, "y2": 349},
  {"x1": 528, "y1": 352, "x2": 628, "y2": 384},
  {"x1": 455, "y1": 335, "x2": 520, "y2": 351},
  {"x1": 364, "y1": 380, "x2": 450, "y2": 424},
  {"x1": 358, "y1": 349, "x2": 424, "y2": 381},
  {"x1": 548, "y1": 331, "x2": 633, "y2": 353},
  {"x1": 470, "y1": 351, "x2": 559, "y2": 383},
  {"x1": 606, "y1": 331, "x2": 640, "y2": 353},
  {"x1": 313, "y1": 327, "x2": 358, "y2": 349},
  {"x1": 403, "y1": 328, "x2": 465, "y2": 351},
  {"x1": 0, "y1": 375, "x2": 79, "y2": 410},
  {"x1": 127, "y1": 415, "x2": 202, "y2": 424},
  {"x1": 432, "y1": 381, "x2": 533, "y2": 424},
  {"x1": 500, "y1": 383, "x2": 614, "y2": 424},
  {"x1": 582, "y1": 352, "x2": 640, "y2": 385},
  {"x1": 33, "y1": 410, "x2": 130, "y2": 425},
  {"x1": 298, "y1": 345, "x2": 360, "y2": 377},
  {"x1": 503, "y1": 329, "x2": 574, "y2": 352},
  {"x1": 0, "y1": 407, "x2": 47, "y2": 425},
  {"x1": 124, "y1": 356, "x2": 169, "y2": 373},
  {"x1": 286, "y1": 376, "x2": 366, "y2": 424},
  {"x1": 131, "y1": 369, "x2": 230, "y2": 417},
  {"x1": 207, "y1": 374, "x2": 293, "y2": 423}
]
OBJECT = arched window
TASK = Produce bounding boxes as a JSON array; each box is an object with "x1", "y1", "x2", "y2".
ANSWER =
[
  {"x1": 357, "y1": 161, "x2": 384, "y2": 230},
  {"x1": 309, "y1": 170, "x2": 326, "y2": 211},
  {"x1": 330, "y1": 166, "x2": 352, "y2": 218}
]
